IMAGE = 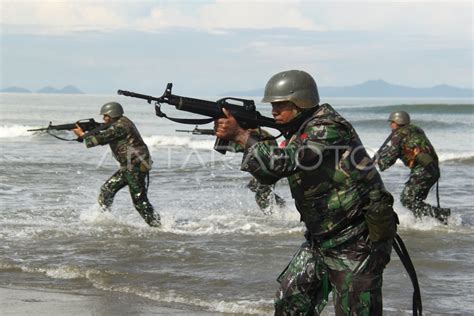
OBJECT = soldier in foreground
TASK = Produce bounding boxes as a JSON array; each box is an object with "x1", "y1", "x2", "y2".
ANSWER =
[
  {"x1": 73, "y1": 102, "x2": 160, "y2": 227},
  {"x1": 215, "y1": 70, "x2": 398, "y2": 315},
  {"x1": 376, "y1": 111, "x2": 451, "y2": 224}
]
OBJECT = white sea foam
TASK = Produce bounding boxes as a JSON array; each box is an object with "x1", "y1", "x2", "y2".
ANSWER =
[
  {"x1": 93, "y1": 283, "x2": 273, "y2": 315},
  {"x1": 395, "y1": 203, "x2": 465, "y2": 231},
  {"x1": 79, "y1": 204, "x2": 150, "y2": 231},
  {"x1": 0, "y1": 259, "x2": 272, "y2": 314},
  {"x1": 438, "y1": 152, "x2": 474, "y2": 163},
  {"x1": 79, "y1": 204, "x2": 121, "y2": 224},
  {"x1": 8, "y1": 263, "x2": 121, "y2": 282},
  {"x1": 0, "y1": 125, "x2": 35, "y2": 138},
  {"x1": 157, "y1": 205, "x2": 304, "y2": 236},
  {"x1": 144, "y1": 135, "x2": 214, "y2": 150}
]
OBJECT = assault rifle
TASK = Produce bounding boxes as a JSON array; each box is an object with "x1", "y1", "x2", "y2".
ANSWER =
[
  {"x1": 117, "y1": 83, "x2": 310, "y2": 154},
  {"x1": 371, "y1": 130, "x2": 395, "y2": 162},
  {"x1": 27, "y1": 118, "x2": 105, "y2": 142},
  {"x1": 176, "y1": 126, "x2": 215, "y2": 136}
]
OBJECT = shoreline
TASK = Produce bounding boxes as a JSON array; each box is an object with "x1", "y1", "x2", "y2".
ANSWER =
[{"x1": 0, "y1": 285, "x2": 220, "y2": 315}]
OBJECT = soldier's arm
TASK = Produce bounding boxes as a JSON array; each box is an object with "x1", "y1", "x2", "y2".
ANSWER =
[
  {"x1": 227, "y1": 140, "x2": 244, "y2": 153},
  {"x1": 241, "y1": 122, "x2": 350, "y2": 184},
  {"x1": 83, "y1": 124, "x2": 127, "y2": 148},
  {"x1": 229, "y1": 129, "x2": 277, "y2": 154},
  {"x1": 377, "y1": 133, "x2": 401, "y2": 171}
]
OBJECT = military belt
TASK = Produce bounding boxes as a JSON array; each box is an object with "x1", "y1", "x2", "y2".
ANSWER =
[{"x1": 309, "y1": 215, "x2": 366, "y2": 249}]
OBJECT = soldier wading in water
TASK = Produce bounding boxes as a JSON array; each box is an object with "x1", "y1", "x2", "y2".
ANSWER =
[
  {"x1": 73, "y1": 102, "x2": 161, "y2": 227},
  {"x1": 215, "y1": 70, "x2": 399, "y2": 315},
  {"x1": 230, "y1": 128, "x2": 286, "y2": 214},
  {"x1": 376, "y1": 111, "x2": 451, "y2": 224}
]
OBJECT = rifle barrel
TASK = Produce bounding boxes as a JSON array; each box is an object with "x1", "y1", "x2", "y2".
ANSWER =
[{"x1": 117, "y1": 90, "x2": 163, "y2": 103}]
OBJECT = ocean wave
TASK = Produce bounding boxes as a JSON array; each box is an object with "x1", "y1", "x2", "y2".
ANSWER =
[
  {"x1": 352, "y1": 119, "x2": 468, "y2": 129},
  {"x1": 0, "y1": 183, "x2": 23, "y2": 195},
  {"x1": 95, "y1": 283, "x2": 273, "y2": 315},
  {"x1": 0, "y1": 125, "x2": 35, "y2": 138},
  {"x1": 342, "y1": 103, "x2": 473, "y2": 114},
  {"x1": 78, "y1": 205, "x2": 304, "y2": 237},
  {"x1": 439, "y1": 153, "x2": 474, "y2": 164},
  {"x1": 0, "y1": 260, "x2": 272, "y2": 314},
  {"x1": 161, "y1": 212, "x2": 304, "y2": 236},
  {"x1": 143, "y1": 135, "x2": 215, "y2": 150},
  {"x1": 1, "y1": 182, "x2": 470, "y2": 242},
  {"x1": 0, "y1": 261, "x2": 121, "y2": 281}
]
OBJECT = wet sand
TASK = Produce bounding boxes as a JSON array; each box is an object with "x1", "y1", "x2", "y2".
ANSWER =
[{"x1": 0, "y1": 285, "x2": 220, "y2": 315}]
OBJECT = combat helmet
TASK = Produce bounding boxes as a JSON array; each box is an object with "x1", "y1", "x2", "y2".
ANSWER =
[
  {"x1": 100, "y1": 102, "x2": 124, "y2": 118},
  {"x1": 261, "y1": 70, "x2": 320, "y2": 109},
  {"x1": 388, "y1": 111, "x2": 410, "y2": 125}
]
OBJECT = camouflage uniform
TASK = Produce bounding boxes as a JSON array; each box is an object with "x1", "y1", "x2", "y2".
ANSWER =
[
  {"x1": 231, "y1": 129, "x2": 285, "y2": 214},
  {"x1": 241, "y1": 104, "x2": 397, "y2": 315},
  {"x1": 83, "y1": 116, "x2": 160, "y2": 227},
  {"x1": 377, "y1": 124, "x2": 450, "y2": 223}
]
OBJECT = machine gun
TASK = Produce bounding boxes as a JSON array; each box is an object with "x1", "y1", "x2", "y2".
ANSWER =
[
  {"x1": 176, "y1": 126, "x2": 215, "y2": 136},
  {"x1": 118, "y1": 83, "x2": 312, "y2": 154},
  {"x1": 27, "y1": 118, "x2": 105, "y2": 142}
]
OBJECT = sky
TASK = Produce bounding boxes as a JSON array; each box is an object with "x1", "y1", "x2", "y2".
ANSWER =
[{"x1": 0, "y1": 0, "x2": 472, "y2": 95}]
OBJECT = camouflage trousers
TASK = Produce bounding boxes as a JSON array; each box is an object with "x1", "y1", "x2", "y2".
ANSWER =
[
  {"x1": 99, "y1": 166, "x2": 160, "y2": 227},
  {"x1": 247, "y1": 178, "x2": 285, "y2": 215},
  {"x1": 274, "y1": 234, "x2": 392, "y2": 315},
  {"x1": 401, "y1": 165, "x2": 450, "y2": 223}
]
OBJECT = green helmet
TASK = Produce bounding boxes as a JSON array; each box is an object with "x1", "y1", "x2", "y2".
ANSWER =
[
  {"x1": 388, "y1": 111, "x2": 410, "y2": 125},
  {"x1": 100, "y1": 102, "x2": 124, "y2": 118},
  {"x1": 261, "y1": 70, "x2": 319, "y2": 109}
]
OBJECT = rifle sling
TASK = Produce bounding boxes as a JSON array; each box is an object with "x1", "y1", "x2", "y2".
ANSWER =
[
  {"x1": 46, "y1": 130, "x2": 79, "y2": 142},
  {"x1": 393, "y1": 233, "x2": 423, "y2": 316},
  {"x1": 155, "y1": 105, "x2": 214, "y2": 125}
]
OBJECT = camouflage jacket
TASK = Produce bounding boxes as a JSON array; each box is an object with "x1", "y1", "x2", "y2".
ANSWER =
[
  {"x1": 377, "y1": 124, "x2": 438, "y2": 172},
  {"x1": 83, "y1": 116, "x2": 150, "y2": 168},
  {"x1": 230, "y1": 129, "x2": 277, "y2": 153},
  {"x1": 241, "y1": 104, "x2": 385, "y2": 240}
]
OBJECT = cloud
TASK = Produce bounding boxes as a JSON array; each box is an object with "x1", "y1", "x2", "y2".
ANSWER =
[
  {"x1": 133, "y1": 6, "x2": 198, "y2": 31},
  {"x1": 1, "y1": 0, "x2": 471, "y2": 40},
  {"x1": 1, "y1": 1, "x2": 471, "y2": 91},
  {"x1": 1, "y1": 1, "x2": 127, "y2": 34},
  {"x1": 196, "y1": 1, "x2": 318, "y2": 31},
  {"x1": 0, "y1": 1, "x2": 319, "y2": 34},
  {"x1": 313, "y1": 2, "x2": 471, "y2": 39}
]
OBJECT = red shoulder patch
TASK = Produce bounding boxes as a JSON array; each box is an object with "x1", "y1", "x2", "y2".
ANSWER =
[
  {"x1": 300, "y1": 133, "x2": 308, "y2": 140},
  {"x1": 279, "y1": 140, "x2": 286, "y2": 148}
]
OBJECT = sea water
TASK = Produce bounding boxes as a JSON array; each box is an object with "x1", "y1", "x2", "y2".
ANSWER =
[{"x1": 0, "y1": 93, "x2": 473, "y2": 315}]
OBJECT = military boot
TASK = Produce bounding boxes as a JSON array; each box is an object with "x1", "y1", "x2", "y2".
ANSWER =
[{"x1": 432, "y1": 207, "x2": 451, "y2": 225}]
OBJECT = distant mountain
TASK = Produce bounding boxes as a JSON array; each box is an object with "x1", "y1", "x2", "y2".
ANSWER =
[
  {"x1": 322, "y1": 80, "x2": 473, "y2": 98},
  {"x1": 37, "y1": 86, "x2": 59, "y2": 94},
  {"x1": 0, "y1": 86, "x2": 32, "y2": 93},
  {"x1": 1, "y1": 85, "x2": 84, "y2": 94},
  {"x1": 220, "y1": 80, "x2": 473, "y2": 98},
  {"x1": 37, "y1": 85, "x2": 84, "y2": 94}
]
